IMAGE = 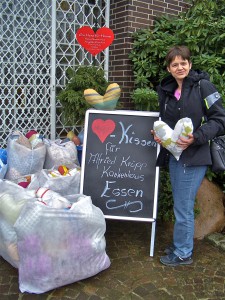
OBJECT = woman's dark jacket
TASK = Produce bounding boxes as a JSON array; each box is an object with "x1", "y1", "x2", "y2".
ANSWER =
[{"x1": 156, "y1": 69, "x2": 225, "y2": 167}]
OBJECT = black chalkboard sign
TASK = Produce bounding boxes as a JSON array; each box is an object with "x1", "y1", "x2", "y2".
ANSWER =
[{"x1": 80, "y1": 109, "x2": 160, "y2": 222}]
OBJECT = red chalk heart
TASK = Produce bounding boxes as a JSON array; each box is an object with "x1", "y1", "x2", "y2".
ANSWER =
[
  {"x1": 76, "y1": 26, "x2": 114, "y2": 56},
  {"x1": 92, "y1": 119, "x2": 116, "y2": 143}
]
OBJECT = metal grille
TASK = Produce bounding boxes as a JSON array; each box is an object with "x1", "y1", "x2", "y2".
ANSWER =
[
  {"x1": 55, "y1": 0, "x2": 109, "y2": 138},
  {"x1": 0, "y1": 0, "x2": 109, "y2": 148}
]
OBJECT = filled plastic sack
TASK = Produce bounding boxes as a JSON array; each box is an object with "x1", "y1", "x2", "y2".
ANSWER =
[
  {"x1": 27, "y1": 165, "x2": 81, "y2": 196},
  {"x1": 153, "y1": 117, "x2": 193, "y2": 160},
  {"x1": 5, "y1": 131, "x2": 46, "y2": 180},
  {"x1": 44, "y1": 139, "x2": 79, "y2": 169},
  {"x1": 14, "y1": 194, "x2": 110, "y2": 294},
  {"x1": 0, "y1": 180, "x2": 36, "y2": 267},
  {"x1": 0, "y1": 218, "x2": 19, "y2": 268},
  {"x1": 0, "y1": 149, "x2": 7, "y2": 179}
]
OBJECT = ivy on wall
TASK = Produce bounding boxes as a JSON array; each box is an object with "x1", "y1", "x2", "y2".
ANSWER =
[{"x1": 129, "y1": 0, "x2": 225, "y2": 106}]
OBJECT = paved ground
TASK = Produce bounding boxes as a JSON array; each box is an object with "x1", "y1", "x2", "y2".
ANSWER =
[{"x1": 0, "y1": 219, "x2": 225, "y2": 300}]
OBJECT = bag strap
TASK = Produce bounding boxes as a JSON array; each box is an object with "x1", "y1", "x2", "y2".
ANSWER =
[
  {"x1": 164, "y1": 95, "x2": 169, "y2": 114},
  {"x1": 159, "y1": 94, "x2": 169, "y2": 117},
  {"x1": 198, "y1": 80, "x2": 208, "y2": 123}
]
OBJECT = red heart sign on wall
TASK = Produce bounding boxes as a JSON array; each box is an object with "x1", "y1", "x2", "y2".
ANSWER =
[{"x1": 76, "y1": 26, "x2": 114, "y2": 56}]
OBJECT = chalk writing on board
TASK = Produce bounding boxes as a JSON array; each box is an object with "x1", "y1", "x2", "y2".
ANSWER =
[
  {"x1": 118, "y1": 121, "x2": 156, "y2": 147},
  {"x1": 106, "y1": 199, "x2": 143, "y2": 213},
  {"x1": 101, "y1": 180, "x2": 144, "y2": 213},
  {"x1": 85, "y1": 117, "x2": 157, "y2": 214}
]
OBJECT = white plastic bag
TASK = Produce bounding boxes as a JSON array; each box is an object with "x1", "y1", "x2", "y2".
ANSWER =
[
  {"x1": 14, "y1": 194, "x2": 110, "y2": 294},
  {"x1": 5, "y1": 132, "x2": 46, "y2": 180},
  {"x1": 44, "y1": 139, "x2": 79, "y2": 169},
  {"x1": 0, "y1": 180, "x2": 36, "y2": 225},
  {"x1": 28, "y1": 166, "x2": 81, "y2": 196},
  {"x1": 0, "y1": 180, "x2": 36, "y2": 267}
]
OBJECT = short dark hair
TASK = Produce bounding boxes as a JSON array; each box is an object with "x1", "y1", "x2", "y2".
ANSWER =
[{"x1": 165, "y1": 46, "x2": 191, "y2": 66}]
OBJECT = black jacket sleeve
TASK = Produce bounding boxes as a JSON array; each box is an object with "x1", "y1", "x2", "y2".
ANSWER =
[{"x1": 193, "y1": 79, "x2": 225, "y2": 145}]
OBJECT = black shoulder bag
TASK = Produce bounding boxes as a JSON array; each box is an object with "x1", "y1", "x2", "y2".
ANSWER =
[
  {"x1": 198, "y1": 81, "x2": 225, "y2": 172},
  {"x1": 210, "y1": 135, "x2": 225, "y2": 172}
]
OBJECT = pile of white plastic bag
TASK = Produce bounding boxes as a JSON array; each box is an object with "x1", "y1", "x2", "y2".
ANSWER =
[{"x1": 0, "y1": 131, "x2": 110, "y2": 294}]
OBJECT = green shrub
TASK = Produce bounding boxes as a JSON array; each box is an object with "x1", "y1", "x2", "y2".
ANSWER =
[
  {"x1": 129, "y1": 0, "x2": 225, "y2": 106},
  {"x1": 57, "y1": 66, "x2": 109, "y2": 125},
  {"x1": 157, "y1": 169, "x2": 174, "y2": 222},
  {"x1": 131, "y1": 88, "x2": 158, "y2": 111}
]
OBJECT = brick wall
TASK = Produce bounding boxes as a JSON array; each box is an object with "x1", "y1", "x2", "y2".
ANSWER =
[{"x1": 109, "y1": 0, "x2": 190, "y2": 109}]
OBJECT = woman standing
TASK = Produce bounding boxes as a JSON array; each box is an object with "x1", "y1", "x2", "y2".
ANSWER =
[{"x1": 152, "y1": 45, "x2": 225, "y2": 266}]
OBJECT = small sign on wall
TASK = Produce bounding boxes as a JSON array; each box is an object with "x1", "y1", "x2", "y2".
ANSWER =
[{"x1": 76, "y1": 26, "x2": 114, "y2": 56}]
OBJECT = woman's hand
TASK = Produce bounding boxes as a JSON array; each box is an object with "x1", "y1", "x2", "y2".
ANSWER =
[
  {"x1": 151, "y1": 130, "x2": 162, "y2": 145},
  {"x1": 176, "y1": 133, "x2": 194, "y2": 150}
]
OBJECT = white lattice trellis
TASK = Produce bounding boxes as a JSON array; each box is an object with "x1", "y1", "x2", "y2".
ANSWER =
[
  {"x1": 0, "y1": 0, "x2": 109, "y2": 148},
  {"x1": 55, "y1": 0, "x2": 109, "y2": 138}
]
